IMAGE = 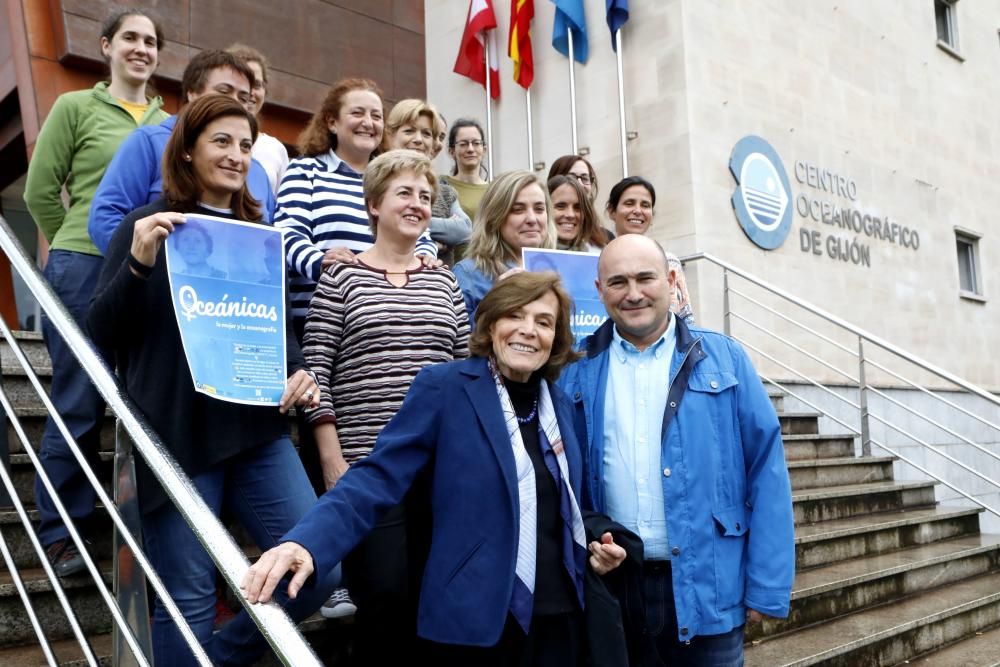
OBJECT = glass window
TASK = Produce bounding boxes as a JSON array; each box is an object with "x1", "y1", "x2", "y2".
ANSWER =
[
  {"x1": 955, "y1": 231, "x2": 981, "y2": 296},
  {"x1": 935, "y1": 0, "x2": 959, "y2": 48}
]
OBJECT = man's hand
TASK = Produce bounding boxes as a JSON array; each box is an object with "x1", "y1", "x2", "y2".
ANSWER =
[
  {"x1": 241, "y1": 542, "x2": 314, "y2": 604},
  {"x1": 746, "y1": 608, "x2": 768, "y2": 625}
]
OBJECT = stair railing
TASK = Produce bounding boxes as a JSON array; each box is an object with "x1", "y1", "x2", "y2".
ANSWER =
[
  {"x1": 0, "y1": 216, "x2": 321, "y2": 665},
  {"x1": 682, "y1": 252, "x2": 1000, "y2": 522}
]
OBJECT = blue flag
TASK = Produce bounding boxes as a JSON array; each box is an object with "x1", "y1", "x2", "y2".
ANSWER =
[
  {"x1": 551, "y1": 0, "x2": 588, "y2": 63},
  {"x1": 606, "y1": 0, "x2": 629, "y2": 51}
]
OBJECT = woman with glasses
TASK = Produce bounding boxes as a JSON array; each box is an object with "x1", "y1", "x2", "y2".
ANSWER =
[
  {"x1": 441, "y1": 118, "x2": 489, "y2": 221},
  {"x1": 548, "y1": 155, "x2": 598, "y2": 204}
]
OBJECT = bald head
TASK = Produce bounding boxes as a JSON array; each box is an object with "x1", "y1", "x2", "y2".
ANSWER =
[
  {"x1": 598, "y1": 234, "x2": 670, "y2": 280},
  {"x1": 595, "y1": 234, "x2": 677, "y2": 350}
]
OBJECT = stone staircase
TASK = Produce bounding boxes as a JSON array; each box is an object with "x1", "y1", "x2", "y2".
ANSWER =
[
  {"x1": 746, "y1": 391, "x2": 1000, "y2": 666},
  {"x1": 0, "y1": 331, "x2": 349, "y2": 666}
]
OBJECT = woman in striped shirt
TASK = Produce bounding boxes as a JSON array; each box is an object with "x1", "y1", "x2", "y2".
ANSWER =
[
  {"x1": 274, "y1": 78, "x2": 437, "y2": 338},
  {"x1": 303, "y1": 149, "x2": 469, "y2": 663}
]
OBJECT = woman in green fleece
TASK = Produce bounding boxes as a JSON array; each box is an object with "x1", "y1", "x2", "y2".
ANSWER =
[{"x1": 22, "y1": 8, "x2": 168, "y2": 577}]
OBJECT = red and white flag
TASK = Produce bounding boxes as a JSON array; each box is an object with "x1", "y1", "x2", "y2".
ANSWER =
[{"x1": 453, "y1": 0, "x2": 501, "y2": 99}]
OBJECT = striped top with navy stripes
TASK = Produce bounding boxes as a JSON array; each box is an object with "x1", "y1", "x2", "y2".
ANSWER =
[
  {"x1": 303, "y1": 260, "x2": 470, "y2": 464},
  {"x1": 274, "y1": 149, "x2": 437, "y2": 324}
]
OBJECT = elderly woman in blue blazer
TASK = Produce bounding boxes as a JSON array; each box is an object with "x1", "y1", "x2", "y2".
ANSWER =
[{"x1": 243, "y1": 271, "x2": 625, "y2": 665}]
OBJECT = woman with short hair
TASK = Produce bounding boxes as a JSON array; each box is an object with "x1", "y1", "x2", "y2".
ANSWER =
[
  {"x1": 244, "y1": 271, "x2": 626, "y2": 666},
  {"x1": 88, "y1": 94, "x2": 339, "y2": 666},
  {"x1": 452, "y1": 171, "x2": 557, "y2": 322},
  {"x1": 383, "y1": 99, "x2": 472, "y2": 257},
  {"x1": 302, "y1": 148, "x2": 469, "y2": 662}
]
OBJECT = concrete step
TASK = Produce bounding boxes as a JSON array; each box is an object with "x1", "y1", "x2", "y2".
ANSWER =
[
  {"x1": 749, "y1": 534, "x2": 1000, "y2": 640},
  {"x1": 0, "y1": 509, "x2": 113, "y2": 570},
  {"x1": 783, "y1": 433, "x2": 856, "y2": 462},
  {"x1": 7, "y1": 451, "x2": 113, "y2": 507},
  {"x1": 0, "y1": 331, "x2": 49, "y2": 371},
  {"x1": 4, "y1": 407, "x2": 117, "y2": 455},
  {"x1": 1, "y1": 365, "x2": 53, "y2": 410},
  {"x1": 795, "y1": 506, "x2": 984, "y2": 569},
  {"x1": 779, "y1": 412, "x2": 820, "y2": 436},
  {"x1": 0, "y1": 613, "x2": 354, "y2": 666},
  {"x1": 0, "y1": 563, "x2": 112, "y2": 645},
  {"x1": 793, "y1": 481, "x2": 937, "y2": 525},
  {"x1": 908, "y1": 623, "x2": 1000, "y2": 666},
  {"x1": 744, "y1": 570, "x2": 1000, "y2": 667},
  {"x1": 788, "y1": 456, "x2": 895, "y2": 491},
  {"x1": 768, "y1": 389, "x2": 784, "y2": 412}
]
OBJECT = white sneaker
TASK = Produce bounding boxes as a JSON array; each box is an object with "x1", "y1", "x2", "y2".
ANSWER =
[{"x1": 321, "y1": 587, "x2": 357, "y2": 619}]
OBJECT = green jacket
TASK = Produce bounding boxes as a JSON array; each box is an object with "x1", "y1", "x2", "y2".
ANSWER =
[{"x1": 24, "y1": 82, "x2": 167, "y2": 256}]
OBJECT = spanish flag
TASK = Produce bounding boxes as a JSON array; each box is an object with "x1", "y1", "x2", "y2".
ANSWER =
[{"x1": 509, "y1": 0, "x2": 535, "y2": 89}]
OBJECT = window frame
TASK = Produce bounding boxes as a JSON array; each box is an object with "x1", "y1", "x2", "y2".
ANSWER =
[
  {"x1": 935, "y1": 0, "x2": 964, "y2": 60},
  {"x1": 954, "y1": 226, "x2": 985, "y2": 301}
]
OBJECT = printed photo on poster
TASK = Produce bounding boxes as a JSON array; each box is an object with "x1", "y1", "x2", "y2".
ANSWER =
[
  {"x1": 165, "y1": 214, "x2": 287, "y2": 405},
  {"x1": 523, "y1": 248, "x2": 608, "y2": 341}
]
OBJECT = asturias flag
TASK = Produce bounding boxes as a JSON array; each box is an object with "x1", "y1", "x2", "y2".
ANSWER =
[
  {"x1": 551, "y1": 0, "x2": 588, "y2": 64},
  {"x1": 454, "y1": 0, "x2": 502, "y2": 99},
  {"x1": 606, "y1": 0, "x2": 629, "y2": 51},
  {"x1": 509, "y1": 0, "x2": 535, "y2": 89}
]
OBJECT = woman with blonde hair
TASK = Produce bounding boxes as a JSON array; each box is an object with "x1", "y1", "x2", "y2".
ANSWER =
[
  {"x1": 452, "y1": 171, "x2": 557, "y2": 322},
  {"x1": 383, "y1": 99, "x2": 471, "y2": 259}
]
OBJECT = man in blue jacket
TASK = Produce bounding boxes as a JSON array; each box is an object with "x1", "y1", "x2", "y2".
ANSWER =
[
  {"x1": 559, "y1": 234, "x2": 794, "y2": 665},
  {"x1": 88, "y1": 50, "x2": 276, "y2": 253}
]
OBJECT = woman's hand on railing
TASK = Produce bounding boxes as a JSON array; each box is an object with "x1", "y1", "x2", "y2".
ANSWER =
[
  {"x1": 587, "y1": 532, "x2": 626, "y2": 575},
  {"x1": 279, "y1": 369, "x2": 320, "y2": 414},
  {"x1": 241, "y1": 542, "x2": 314, "y2": 604},
  {"x1": 130, "y1": 212, "x2": 185, "y2": 271}
]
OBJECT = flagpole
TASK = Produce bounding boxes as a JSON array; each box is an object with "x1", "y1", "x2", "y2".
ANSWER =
[
  {"x1": 567, "y1": 30, "x2": 578, "y2": 154},
  {"x1": 615, "y1": 30, "x2": 628, "y2": 178},
  {"x1": 484, "y1": 36, "x2": 495, "y2": 181},
  {"x1": 525, "y1": 88, "x2": 534, "y2": 170}
]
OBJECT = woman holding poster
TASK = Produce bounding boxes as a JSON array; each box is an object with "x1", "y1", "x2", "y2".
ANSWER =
[
  {"x1": 88, "y1": 94, "x2": 338, "y2": 667},
  {"x1": 453, "y1": 171, "x2": 557, "y2": 324},
  {"x1": 302, "y1": 149, "x2": 469, "y2": 663}
]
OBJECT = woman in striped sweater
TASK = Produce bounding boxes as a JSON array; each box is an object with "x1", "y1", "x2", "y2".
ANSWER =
[
  {"x1": 303, "y1": 149, "x2": 469, "y2": 664},
  {"x1": 274, "y1": 78, "x2": 437, "y2": 338}
]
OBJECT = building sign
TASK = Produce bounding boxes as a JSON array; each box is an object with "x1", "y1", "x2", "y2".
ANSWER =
[
  {"x1": 730, "y1": 136, "x2": 921, "y2": 268},
  {"x1": 729, "y1": 136, "x2": 794, "y2": 250}
]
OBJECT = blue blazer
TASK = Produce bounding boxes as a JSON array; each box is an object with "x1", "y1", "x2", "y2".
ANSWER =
[{"x1": 283, "y1": 356, "x2": 585, "y2": 647}]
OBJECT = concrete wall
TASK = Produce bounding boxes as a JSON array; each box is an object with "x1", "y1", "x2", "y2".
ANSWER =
[{"x1": 425, "y1": 0, "x2": 1000, "y2": 389}]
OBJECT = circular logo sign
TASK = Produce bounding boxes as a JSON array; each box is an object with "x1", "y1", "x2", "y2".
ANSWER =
[{"x1": 729, "y1": 136, "x2": 793, "y2": 250}]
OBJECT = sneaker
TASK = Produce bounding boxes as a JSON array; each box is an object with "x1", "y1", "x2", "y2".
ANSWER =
[
  {"x1": 45, "y1": 538, "x2": 88, "y2": 577},
  {"x1": 320, "y1": 587, "x2": 357, "y2": 619}
]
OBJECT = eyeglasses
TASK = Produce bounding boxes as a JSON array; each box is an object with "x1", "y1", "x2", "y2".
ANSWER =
[
  {"x1": 455, "y1": 140, "x2": 484, "y2": 150},
  {"x1": 569, "y1": 172, "x2": 592, "y2": 186}
]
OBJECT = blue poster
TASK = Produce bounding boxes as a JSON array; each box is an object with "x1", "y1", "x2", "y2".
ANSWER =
[
  {"x1": 165, "y1": 214, "x2": 286, "y2": 405},
  {"x1": 523, "y1": 248, "x2": 608, "y2": 341}
]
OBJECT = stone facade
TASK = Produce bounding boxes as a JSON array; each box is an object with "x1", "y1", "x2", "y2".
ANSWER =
[{"x1": 425, "y1": 0, "x2": 1000, "y2": 389}]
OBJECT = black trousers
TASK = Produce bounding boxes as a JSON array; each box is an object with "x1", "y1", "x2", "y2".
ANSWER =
[{"x1": 421, "y1": 611, "x2": 584, "y2": 667}]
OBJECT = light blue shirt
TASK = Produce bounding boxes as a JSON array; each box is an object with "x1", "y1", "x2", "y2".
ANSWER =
[{"x1": 602, "y1": 315, "x2": 676, "y2": 560}]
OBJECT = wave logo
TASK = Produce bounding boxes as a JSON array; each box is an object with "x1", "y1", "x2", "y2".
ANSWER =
[{"x1": 729, "y1": 136, "x2": 793, "y2": 250}]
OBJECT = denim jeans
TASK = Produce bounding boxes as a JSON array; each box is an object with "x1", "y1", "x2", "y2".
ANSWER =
[
  {"x1": 142, "y1": 437, "x2": 341, "y2": 666},
  {"x1": 642, "y1": 561, "x2": 745, "y2": 667},
  {"x1": 36, "y1": 250, "x2": 107, "y2": 547}
]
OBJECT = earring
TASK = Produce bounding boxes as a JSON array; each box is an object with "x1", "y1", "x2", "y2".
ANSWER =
[{"x1": 183, "y1": 154, "x2": 191, "y2": 161}]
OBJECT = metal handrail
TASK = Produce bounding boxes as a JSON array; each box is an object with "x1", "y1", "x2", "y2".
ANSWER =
[
  {"x1": 758, "y1": 373, "x2": 861, "y2": 437},
  {"x1": 681, "y1": 252, "x2": 1000, "y2": 408},
  {"x1": 0, "y1": 217, "x2": 322, "y2": 666},
  {"x1": 682, "y1": 251, "x2": 1000, "y2": 521}
]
